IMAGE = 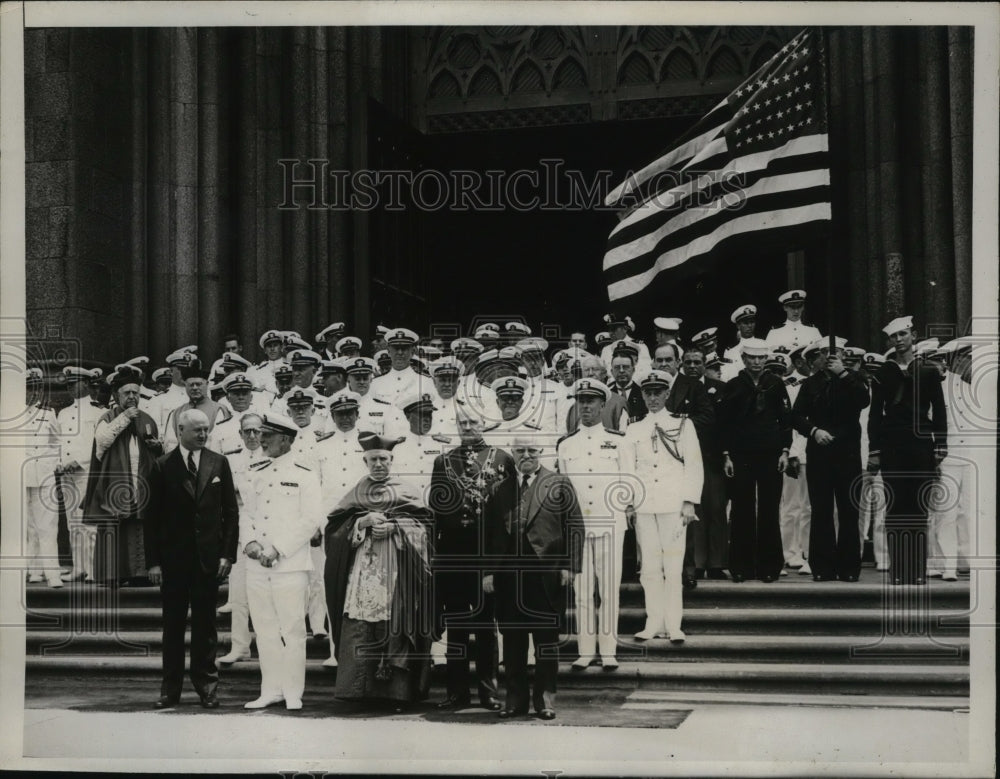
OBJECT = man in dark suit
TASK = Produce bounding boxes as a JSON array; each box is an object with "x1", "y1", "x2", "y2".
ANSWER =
[
  {"x1": 609, "y1": 344, "x2": 647, "y2": 423},
  {"x1": 428, "y1": 408, "x2": 515, "y2": 711},
  {"x1": 678, "y1": 345, "x2": 730, "y2": 581},
  {"x1": 484, "y1": 434, "x2": 582, "y2": 721},
  {"x1": 145, "y1": 408, "x2": 239, "y2": 709}
]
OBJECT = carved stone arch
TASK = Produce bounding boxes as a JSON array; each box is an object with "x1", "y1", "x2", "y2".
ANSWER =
[
  {"x1": 619, "y1": 49, "x2": 656, "y2": 85},
  {"x1": 510, "y1": 58, "x2": 545, "y2": 93},
  {"x1": 467, "y1": 64, "x2": 503, "y2": 98},
  {"x1": 660, "y1": 46, "x2": 698, "y2": 80},
  {"x1": 750, "y1": 41, "x2": 781, "y2": 71},
  {"x1": 428, "y1": 69, "x2": 463, "y2": 99},
  {"x1": 551, "y1": 55, "x2": 587, "y2": 91},
  {"x1": 705, "y1": 45, "x2": 744, "y2": 79}
]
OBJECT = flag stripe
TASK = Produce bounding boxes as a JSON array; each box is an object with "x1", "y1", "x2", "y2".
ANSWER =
[
  {"x1": 606, "y1": 144, "x2": 830, "y2": 258},
  {"x1": 607, "y1": 203, "x2": 832, "y2": 301},
  {"x1": 603, "y1": 99, "x2": 732, "y2": 207},
  {"x1": 605, "y1": 183, "x2": 831, "y2": 285}
]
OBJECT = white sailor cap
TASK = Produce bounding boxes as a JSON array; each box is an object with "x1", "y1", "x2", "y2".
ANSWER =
[
  {"x1": 328, "y1": 389, "x2": 362, "y2": 412},
  {"x1": 221, "y1": 352, "x2": 252, "y2": 371},
  {"x1": 690, "y1": 327, "x2": 719, "y2": 346},
  {"x1": 778, "y1": 289, "x2": 807, "y2": 305},
  {"x1": 273, "y1": 363, "x2": 293, "y2": 379},
  {"x1": 315, "y1": 322, "x2": 346, "y2": 342},
  {"x1": 26, "y1": 367, "x2": 44, "y2": 385},
  {"x1": 516, "y1": 337, "x2": 548, "y2": 354},
  {"x1": 62, "y1": 366, "x2": 103, "y2": 382},
  {"x1": 165, "y1": 346, "x2": 199, "y2": 366},
  {"x1": 222, "y1": 372, "x2": 253, "y2": 393},
  {"x1": 731, "y1": 304, "x2": 757, "y2": 324},
  {"x1": 335, "y1": 335, "x2": 363, "y2": 354},
  {"x1": 863, "y1": 352, "x2": 887, "y2": 367},
  {"x1": 740, "y1": 338, "x2": 770, "y2": 356},
  {"x1": 288, "y1": 349, "x2": 322, "y2": 368},
  {"x1": 344, "y1": 356, "x2": 377, "y2": 375},
  {"x1": 151, "y1": 367, "x2": 173, "y2": 384},
  {"x1": 259, "y1": 329, "x2": 284, "y2": 348},
  {"x1": 491, "y1": 375, "x2": 528, "y2": 396},
  {"x1": 653, "y1": 316, "x2": 683, "y2": 332},
  {"x1": 386, "y1": 327, "x2": 419, "y2": 346},
  {"x1": 570, "y1": 378, "x2": 611, "y2": 401},
  {"x1": 284, "y1": 386, "x2": 319, "y2": 407},
  {"x1": 594, "y1": 331, "x2": 612, "y2": 347},
  {"x1": 450, "y1": 337, "x2": 484, "y2": 355},
  {"x1": 765, "y1": 352, "x2": 792, "y2": 370},
  {"x1": 882, "y1": 316, "x2": 914, "y2": 337},
  {"x1": 260, "y1": 411, "x2": 298, "y2": 437},
  {"x1": 399, "y1": 391, "x2": 438, "y2": 414},
  {"x1": 431, "y1": 356, "x2": 463, "y2": 376},
  {"x1": 283, "y1": 335, "x2": 312, "y2": 352},
  {"x1": 374, "y1": 349, "x2": 391, "y2": 365},
  {"x1": 505, "y1": 322, "x2": 532, "y2": 336},
  {"x1": 639, "y1": 370, "x2": 672, "y2": 389}
]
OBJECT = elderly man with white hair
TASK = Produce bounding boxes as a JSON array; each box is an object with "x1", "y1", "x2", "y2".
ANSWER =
[
  {"x1": 145, "y1": 408, "x2": 239, "y2": 709},
  {"x1": 484, "y1": 431, "x2": 582, "y2": 720}
]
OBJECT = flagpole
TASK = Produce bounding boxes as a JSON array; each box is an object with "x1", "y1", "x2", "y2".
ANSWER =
[{"x1": 821, "y1": 26, "x2": 836, "y2": 352}]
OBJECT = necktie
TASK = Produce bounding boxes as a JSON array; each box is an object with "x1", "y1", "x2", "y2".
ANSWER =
[{"x1": 187, "y1": 451, "x2": 198, "y2": 480}]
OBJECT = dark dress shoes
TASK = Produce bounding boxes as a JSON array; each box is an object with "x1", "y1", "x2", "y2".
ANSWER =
[
  {"x1": 813, "y1": 574, "x2": 831, "y2": 582},
  {"x1": 538, "y1": 708, "x2": 556, "y2": 720},
  {"x1": 707, "y1": 568, "x2": 729, "y2": 580},
  {"x1": 499, "y1": 708, "x2": 527, "y2": 719},
  {"x1": 154, "y1": 695, "x2": 179, "y2": 709},
  {"x1": 760, "y1": 575, "x2": 777, "y2": 583},
  {"x1": 730, "y1": 574, "x2": 745, "y2": 583},
  {"x1": 435, "y1": 695, "x2": 471, "y2": 710},
  {"x1": 480, "y1": 697, "x2": 502, "y2": 711},
  {"x1": 682, "y1": 576, "x2": 698, "y2": 590},
  {"x1": 199, "y1": 692, "x2": 220, "y2": 709},
  {"x1": 840, "y1": 574, "x2": 859, "y2": 582}
]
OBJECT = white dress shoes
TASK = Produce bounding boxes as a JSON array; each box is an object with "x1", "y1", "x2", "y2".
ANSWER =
[{"x1": 244, "y1": 695, "x2": 284, "y2": 709}]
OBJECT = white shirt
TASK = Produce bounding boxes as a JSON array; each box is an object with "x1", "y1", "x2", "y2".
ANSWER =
[
  {"x1": 177, "y1": 444, "x2": 201, "y2": 472},
  {"x1": 357, "y1": 393, "x2": 408, "y2": 438},
  {"x1": 370, "y1": 366, "x2": 426, "y2": 405},
  {"x1": 620, "y1": 407, "x2": 703, "y2": 514},
  {"x1": 315, "y1": 429, "x2": 368, "y2": 512},
  {"x1": 391, "y1": 433, "x2": 447, "y2": 497},
  {"x1": 765, "y1": 320, "x2": 822, "y2": 351},
  {"x1": 557, "y1": 422, "x2": 627, "y2": 533},
  {"x1": 21, "y1": 404, "x2": 61, "y2": 488},
  {"x1": 57, "y1": 397, "x2": 104, "y2": 471},
  {"x1": 240, "y1": 452, "x2": 323, "y2": 572}
]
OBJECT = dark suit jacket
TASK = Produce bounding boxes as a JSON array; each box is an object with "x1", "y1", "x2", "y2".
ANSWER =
[
  {"x1": 665, "y1": 372, "x2": 716, "y2": 453},
  {"x1": 485, "y1": 466, "x2": 583, "y2": 625},
  {"x1": 615, "y1": 382, "x2": 648, "y2": 422},
  {"x1": 145, "y1": 447, "x2": 239, "y2": 575}
]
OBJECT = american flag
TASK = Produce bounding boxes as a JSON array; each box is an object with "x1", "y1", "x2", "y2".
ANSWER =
[{"x1": 603, "y1": 29, "x2": 831, "y2": 302}]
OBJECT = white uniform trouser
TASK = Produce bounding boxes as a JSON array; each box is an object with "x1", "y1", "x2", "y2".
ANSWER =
[
  {"x1": 779, "y1": 467, "x2": 811, "y2": 566},
  {"x1": 858, "y1": 471, "x2": 887, "y2": 567},
  {"x1": 25, "y1": 486, "x2": 60, "y2": 581},
  {"x1": 246, "y1": 568, "x2": 308, "y2": 702},
  {"x1": 226, "y1": 547, "x2": 252, "y2": 656},
  {"x1": 575, "y1": 527, "x2": 625, "y2": 659},
  {"x1": 928, "y1": 457, "x2": 973, "y2": 575},
  {"x1": 635, "y1": 512, "x2": 686, "y2": 636},
  {"x1": 61, "y1": 470, "x2": 97, "y2": 579}
]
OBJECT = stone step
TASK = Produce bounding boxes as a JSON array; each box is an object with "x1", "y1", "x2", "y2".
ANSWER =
[
  {"x1": 26, "y1": 606, "x2": 971, "y2": 635},
  {"x1": 24, "y1": 655, "x2": 970, "y2": 696},
  {"x1": 25, "y1": 630, "x2": 970, "y2": 664},
  {"x1": 22, "y1": 578, "x2": 973, "y2": 610}
]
